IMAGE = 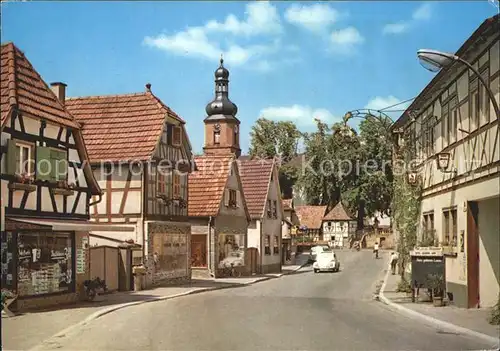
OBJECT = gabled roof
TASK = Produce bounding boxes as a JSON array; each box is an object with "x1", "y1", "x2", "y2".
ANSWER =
[
  {"x1": 0, "y1": 42, "x2": 100, "y2": 195},
  {"x1": 65, "y1": 87, "x2": 187, "y2": 163},
  {"x1": 1, "y1": 42, "x2": 79, "y2": 128},
  {"x1": 188, "y1": 154, "x2": 251, "y2": 219},
  {"x1": 295, "y1": 205, "x2": 327, "y2": 229},
  {"x1": 238, "y1": 158, "x2": 275, "y2": 219},
  {"x1": 324, "y1": 202, "x2": 353, "y2": 221}
]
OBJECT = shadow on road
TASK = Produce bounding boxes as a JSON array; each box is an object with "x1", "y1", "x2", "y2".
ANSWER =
[{"x1": 10, "y1": 279, "x2": 243, "y2": 315}]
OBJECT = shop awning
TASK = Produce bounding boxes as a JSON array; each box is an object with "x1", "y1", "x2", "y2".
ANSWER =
[{"x1": 7, "y1": 217, "x2": 135, "y2": 232}]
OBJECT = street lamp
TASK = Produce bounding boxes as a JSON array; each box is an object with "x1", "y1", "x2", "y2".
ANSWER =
[{"x1": 417, "y1": 49, "x2": 500, "y2": 120}]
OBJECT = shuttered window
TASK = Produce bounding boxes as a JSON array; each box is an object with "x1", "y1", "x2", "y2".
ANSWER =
[
  {"x1": 172, "y1": 126, "x2": 182, "y2": 147},
  {"x1": 157, "y1": 171, "x2": 166, "y2": 194},
  {"x1": 50, "y1": 149, "x2": 67, "y2": 181},
  {"x1": 5, "y1": 139, "x2": 34, "y2": 176},
  {"x1": 173, "y1": 173, "x2": 181, "y2": 197},
  {"x1": 30, "y1": 146, "x2": 67, "y2": 181}
]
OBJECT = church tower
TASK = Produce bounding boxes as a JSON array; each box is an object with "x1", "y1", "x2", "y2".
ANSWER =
[{"x1": 203, "y1": 56, "x2": 241, "y2": 158}]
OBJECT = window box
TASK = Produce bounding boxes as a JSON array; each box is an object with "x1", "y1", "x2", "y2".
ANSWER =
[
  {"x1": 51, "y1": 188, "x2": 75, "y2": 196},
  {"x1": 9, "y1": 182, "x2": 36, "y2": 193},
  {"x1": 156, "y1": 194, "x2": 187, "y2": 208}
]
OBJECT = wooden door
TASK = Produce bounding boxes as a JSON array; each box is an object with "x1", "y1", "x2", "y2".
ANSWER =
[
  {"x1": 246, "y1": 247, "x2": 258, "y2": 274},
  {"x1": 191, "y1": 235, "x2": 207, "y2": 268},
  {"x1": 467, "y1": 201, "x2": 480, "y2": 308}
]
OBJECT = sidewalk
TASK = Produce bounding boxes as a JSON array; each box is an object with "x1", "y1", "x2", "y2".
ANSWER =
[
  {"x1": 2, "y1": 265, "x2": 306, "y2": 351},
  {"x1": 382, "y1": 270, "x2": 500, "y2": 339}
]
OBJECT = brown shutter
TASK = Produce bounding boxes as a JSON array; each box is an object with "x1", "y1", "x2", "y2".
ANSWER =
[
  {"x1": 236, "y1": 190, "x2": 240, "y2": 207},
  {"x1": 6, "y1": 139, "x2": 17, "y2": 175},
  {"x1": 224, "y1": 189, "x2": 229, "y2": 206}
]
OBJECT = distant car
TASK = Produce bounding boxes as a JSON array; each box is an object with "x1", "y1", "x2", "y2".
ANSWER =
[
  {"x1": 313, "y1": 251, "x2": 340, "y2": 273},
  {"x1": 309, "y1": 245, "x2": 330, "y2": 263},
  {"x1": 219, "y1": 249, "x2": 245, "y2": 269}
]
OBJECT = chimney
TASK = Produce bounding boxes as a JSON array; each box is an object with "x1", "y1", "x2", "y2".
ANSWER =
[{"x1": 50, "y1": 82, "x2": 67, "y2": 106}]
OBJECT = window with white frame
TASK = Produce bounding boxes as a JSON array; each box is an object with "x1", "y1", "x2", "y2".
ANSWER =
[
  {"x1": 442, "y1": 208, "x2": 457, "y2": 246},
  {"x1": 16, "y1": 142, "x2": 34, "y2": 176}
]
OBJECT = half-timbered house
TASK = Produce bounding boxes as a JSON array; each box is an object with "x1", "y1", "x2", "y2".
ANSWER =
[
  {"x1": 189, "y1": 155, "x2": 250, "y2": 278},
  {"x1": 0, "y1": 42, "x2": 112, "y2": 310},
  {"x1": 239, "y1": 158, "x2": 284, "y2": 274},
  {"x1": 391, "y1": 14, "x2": 499, "y2": 308},
  {"x1": 294, "y1": 206, "x2": 328, "y2": 248},
  {"x1": 322, "y1": 202, "x2": 356, "y2": 248},
  {"x1": 65, "y1": 84, "x2": 194, "y2": 287}
]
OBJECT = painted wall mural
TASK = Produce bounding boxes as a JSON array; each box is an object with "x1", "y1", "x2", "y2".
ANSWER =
[
  {"x1": 151, "y1": 232, "x2": 188, "y2": 280},
  {"x1": 218, "y1": 233, "x2": 245, "y2": 269}
]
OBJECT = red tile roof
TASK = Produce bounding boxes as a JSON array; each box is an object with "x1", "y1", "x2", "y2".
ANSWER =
[
  {"x1": 324, "y1": 202, "x2": 353, "y2": 221},
  {"x1": 239, "y1": 158, "x2": 275, "y2": 219},
  {"x1": 295, "y1": 205, "x2": 327, "y2": 229},
  {"x1": 65, "y1": 87, "x2": 186, "y2": 163},
  {"x1": 0, "y1": 43, "x2": 100, "y2": 195},
  {"x1": 283, "y1": 199, "x2": 293, "y2": 210},
  {"x1": 1, "y1": 42, "x2": 79, "y2": 128},
  {"x1": 188, "y1": 155, "x2": 235, "y2": 217}
]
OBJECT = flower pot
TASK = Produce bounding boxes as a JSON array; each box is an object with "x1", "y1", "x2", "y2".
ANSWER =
[{"x1": 433, "y1": 296, "x2": 444, "y2": 307}]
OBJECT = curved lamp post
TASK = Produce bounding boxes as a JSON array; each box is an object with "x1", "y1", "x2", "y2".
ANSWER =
[{"x1": 417, "y1": 49, "x2": 500, "y2": 120}]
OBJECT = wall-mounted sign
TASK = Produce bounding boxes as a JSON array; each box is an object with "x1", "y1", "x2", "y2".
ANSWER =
[{"x1": 76, "y1": 249, "x2": 85, "y2": 274}]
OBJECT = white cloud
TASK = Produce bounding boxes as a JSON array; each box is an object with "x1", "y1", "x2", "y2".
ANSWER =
[
  {"x1": 205, "y1": 1, "x2": 282, "y2": 36},
  {"x1": 143, "y1": 1, "x2": 296, "y2": 71},
  {"x1": 285, "y1": 3, "x2": 340, "y2": 33},
  {"x1": 365, "y1": 96, "x2": 411, "y2": 111},
  {"x1": 412, "y1": 3, "x2": 432, "y2": 21},
  {"x1": 329, "y1": 27, "x2": 364, "y2": 54},
  {"x1": 382, "y1": 22, "x2": 408, "y2": 35},
  {"x1": 259, "y1": 105, "x2": 337, "y2": 126},
  {"x1": 383, "y1": 2, "x2": 433, "y2": 35},
  {"x1": 330, "y1": 27, "x2": 364, "y2": 45}
]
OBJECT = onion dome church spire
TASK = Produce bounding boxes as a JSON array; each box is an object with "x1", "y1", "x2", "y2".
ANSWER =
[
  {"x1": 204, "y1": 55, "x2": 239, "y2": 121},
  {"x1": 203, "y1": 55, "x2": 241, "y2": 158}
]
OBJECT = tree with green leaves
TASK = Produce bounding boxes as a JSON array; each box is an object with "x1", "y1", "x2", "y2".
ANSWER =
[
  {"x1": 249, "y1": 118, "x2": 302, "y2": 198},
  {"x1": 356, "y1": 115, "x2": 394, "y2": 223}
]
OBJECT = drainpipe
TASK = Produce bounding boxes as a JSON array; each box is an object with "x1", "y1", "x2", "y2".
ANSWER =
[{"x1": 208, "y1": 216, "x2": 215, "y2": 277}]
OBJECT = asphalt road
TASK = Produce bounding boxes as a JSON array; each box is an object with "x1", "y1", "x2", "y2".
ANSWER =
[{"x1": 37, "y1": 251, "x2": 494, "y2": 351}]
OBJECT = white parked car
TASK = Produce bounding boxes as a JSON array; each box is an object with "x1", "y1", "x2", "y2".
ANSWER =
[
  {"x1": 313, "y1": 251, "x2": 340, "y2": 273},
  {"x1": 309, "y1": 245, "x2": 330, "y2": 262}
]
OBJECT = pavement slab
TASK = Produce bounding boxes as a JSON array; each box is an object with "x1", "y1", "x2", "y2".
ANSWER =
[{"x1": 382, "y1": 268, "x2": 500, "y2": 340}]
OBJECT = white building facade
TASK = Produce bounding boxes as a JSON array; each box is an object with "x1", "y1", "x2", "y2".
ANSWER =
[{"x1": 393, "y1": 15, "x2": 499, "y2": 308}]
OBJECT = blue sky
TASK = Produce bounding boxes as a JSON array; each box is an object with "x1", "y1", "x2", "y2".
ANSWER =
[{"x1": 2, "y1": 1, "x2": 497, "y2": 154}]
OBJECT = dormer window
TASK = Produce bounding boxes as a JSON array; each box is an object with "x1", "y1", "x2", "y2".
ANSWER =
[{"x1": 172, "y1": 126, "x2": 182, "y2": 147}]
